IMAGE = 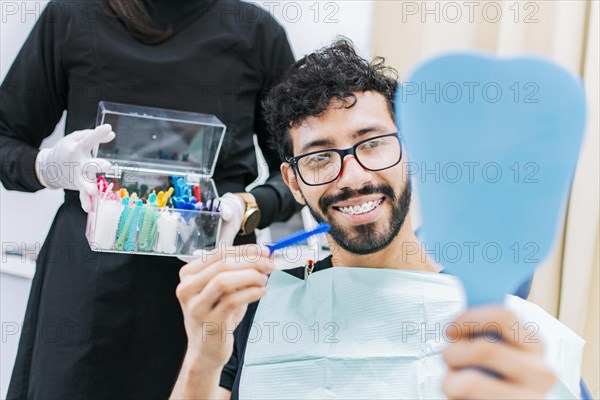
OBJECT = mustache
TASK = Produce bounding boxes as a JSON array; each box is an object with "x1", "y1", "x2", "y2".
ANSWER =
[{"x1": 319, "y1": 184, "x2": 396, "y2": 211}]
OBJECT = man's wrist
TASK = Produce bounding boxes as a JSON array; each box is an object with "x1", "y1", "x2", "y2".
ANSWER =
[
  {"x1": 182, "y1": 348, "x2": 227, "y2": 375},
  {"x1": 171, "y1": 351, "x2": 225, "y2": 399}
]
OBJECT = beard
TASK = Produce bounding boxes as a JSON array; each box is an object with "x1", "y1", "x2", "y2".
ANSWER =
[{"x1": 304, "y1": 180, "x2": 412, "y2": 255}]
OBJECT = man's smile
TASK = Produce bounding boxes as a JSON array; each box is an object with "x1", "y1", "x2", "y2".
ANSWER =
[{"x1": 331, "y1": 196, "x2": 386, "y2": 224}]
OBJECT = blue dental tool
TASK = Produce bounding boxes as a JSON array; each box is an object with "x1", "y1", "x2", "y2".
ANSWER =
[{"x1": 266, "y1": 223, "x2": 330, "y2": 255}]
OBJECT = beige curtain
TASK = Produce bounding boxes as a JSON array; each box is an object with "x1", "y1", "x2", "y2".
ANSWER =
[{"x1": 372, "y1": 1, "x2": 599, "y2": 397}]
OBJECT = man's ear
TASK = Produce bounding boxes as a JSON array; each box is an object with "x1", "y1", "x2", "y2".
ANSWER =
[{"x1": 281, "y1": 162, "x2": 306, "y2": 205}]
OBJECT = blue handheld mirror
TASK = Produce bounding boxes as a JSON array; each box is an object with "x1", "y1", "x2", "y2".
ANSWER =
[{"x1": 396, "y1": 53, "x2": 586, "y2": 306}]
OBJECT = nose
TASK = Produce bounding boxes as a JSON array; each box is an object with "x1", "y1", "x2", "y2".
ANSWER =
[{"x1": 335, "y1": 155, "x2": 373, "y2": 190}]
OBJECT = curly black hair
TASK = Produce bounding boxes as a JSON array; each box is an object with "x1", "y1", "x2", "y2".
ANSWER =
[{"x1": 263, "y1": 39, "x2": 398, "y2": 161}]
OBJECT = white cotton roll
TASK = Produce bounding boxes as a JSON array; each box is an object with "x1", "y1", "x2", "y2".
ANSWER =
[
  {"x1": 93, "y1": 200, "x2": 123, "y2": 250},
  {"x1": 155, "y1": 211, "x2": 179, "y2": 254}
]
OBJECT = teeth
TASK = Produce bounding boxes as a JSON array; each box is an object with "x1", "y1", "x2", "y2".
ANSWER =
[{"x1": 337, "y1": 199, "x2": 383, "y2": 215}]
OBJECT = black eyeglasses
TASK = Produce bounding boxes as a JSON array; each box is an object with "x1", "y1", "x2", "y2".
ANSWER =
[{"x1": 286, "y1": 132, "x2": 402, "y2": 186}]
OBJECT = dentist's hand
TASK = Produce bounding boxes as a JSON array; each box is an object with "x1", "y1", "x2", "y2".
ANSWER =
[
  {"x1": 176, "y1": 245, "x2": 274, "y2": 370},
  {"x1": 442, "y1": 306, "x2": 556, "y2": 399},
  {"x1": 216, "y1": 193, "x2": 245, "y2": 246},
  {"x1": 35, "y1": 124, "x2": 115, "y2": 212}
]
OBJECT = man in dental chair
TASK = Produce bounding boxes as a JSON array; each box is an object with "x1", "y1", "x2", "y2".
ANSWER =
[{"x1": 170, "y1": 41, "x2": 584, "y2": 399}]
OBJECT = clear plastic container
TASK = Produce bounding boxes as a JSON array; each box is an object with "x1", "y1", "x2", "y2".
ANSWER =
[{"x1": 85, "y1": 101, "x2": 226, "y2": 256}]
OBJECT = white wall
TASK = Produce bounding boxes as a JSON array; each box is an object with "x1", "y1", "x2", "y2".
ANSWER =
[{"x1": 254, "y1": 0, "x2": 373, "y2": 59}]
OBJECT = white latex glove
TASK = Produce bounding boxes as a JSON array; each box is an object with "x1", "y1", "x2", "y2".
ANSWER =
[
  {"x1": 218, "y1": 193, "x2": 246, "y2": 246},
  {"x1": 178, "y1": 192, "x2": 245, "y2": 263},
  {"x1": 35, "y1": 124, "x2": 115, "y2": 212}
]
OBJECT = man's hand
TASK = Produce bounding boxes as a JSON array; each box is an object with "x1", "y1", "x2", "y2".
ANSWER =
[
  {"x1": 175, "y1": 245, "x2": 274, "y2": 371},
  {"x1": 442, "y1": 306, "x2": 556, "y2": 400}
]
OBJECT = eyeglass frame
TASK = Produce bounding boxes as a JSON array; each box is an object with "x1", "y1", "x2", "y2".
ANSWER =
[{"x1": 285, "y1": 132, "x2": 403, "y2": 186}]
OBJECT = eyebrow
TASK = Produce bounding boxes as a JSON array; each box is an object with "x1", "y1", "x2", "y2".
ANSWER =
[
  {"x1": 352, "y1": 125, "x2": 390, "y2": 139},
  {"x1": 298, "y1": 125, "x2": 391, "y2": 155}
]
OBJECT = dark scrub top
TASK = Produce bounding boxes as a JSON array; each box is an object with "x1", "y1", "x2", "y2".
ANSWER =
[{"x1": 0, "y1": 0, "x2": 296, "y2": 398}]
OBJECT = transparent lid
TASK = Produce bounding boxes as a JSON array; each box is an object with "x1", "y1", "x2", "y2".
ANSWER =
[{"x1": 95, "y1": 101, "x2": 226, "y2": 177}]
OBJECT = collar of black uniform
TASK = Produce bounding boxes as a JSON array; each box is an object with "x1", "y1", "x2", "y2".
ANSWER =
[{"x1": 151, "y1": 0, "x2": 219, "y2": 34}]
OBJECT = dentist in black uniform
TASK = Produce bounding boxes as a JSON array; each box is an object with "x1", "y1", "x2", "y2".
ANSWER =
[{"x1": 0, "y1": 0, "x2": 297, "y2": 398}]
